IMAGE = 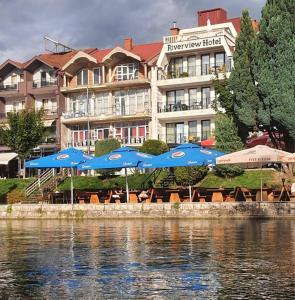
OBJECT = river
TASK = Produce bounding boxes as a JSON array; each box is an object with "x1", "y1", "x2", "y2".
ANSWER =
[{"x1": 0, "y1": 219, "x2": 294, "y2": 299}]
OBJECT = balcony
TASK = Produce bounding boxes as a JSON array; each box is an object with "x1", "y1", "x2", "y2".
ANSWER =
[
  {"x1": 43, "y1": 108, "x2": 58, "y2": 116},
  {"x1": 33, "y1": 79, "x2": 57, "y2": 89},
  {"x1": 62, "y1": 107, "x2": 151, "y2": 124},
  {"x1": 0, "y1": 83, "x2": 18, "y2": 91},
  {"x1": 158, "y1": 100, "x2": 212, "y2": 113},
  {"x1": 67, "y1": 136, "x2": 147, "y2": 150}
]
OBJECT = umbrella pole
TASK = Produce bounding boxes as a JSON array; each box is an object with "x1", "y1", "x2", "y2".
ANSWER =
[
  {"x1": 125, "y1": 168, "x2": 129, "y2": 203},
  {"x1": 71, "y1": 167, "x2": 74, "y2": 207},
  {"x1": 260, "y1": 162, "x2": 262, "y2": 202},
  {"x1": 189, "y1": 184, "x2": 192, "y2": 202}
]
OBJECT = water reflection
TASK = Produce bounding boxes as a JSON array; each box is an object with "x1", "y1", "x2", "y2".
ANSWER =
[{"x1": 0, "y1": 219, "x2": 294, "y2": 299}]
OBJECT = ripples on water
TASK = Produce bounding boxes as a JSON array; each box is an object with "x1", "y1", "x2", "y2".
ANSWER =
[{"x1": 0, "y1": 219, "x2": 294, "y2": 299}]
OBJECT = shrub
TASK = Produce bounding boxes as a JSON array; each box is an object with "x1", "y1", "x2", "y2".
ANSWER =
[
  {"x1": 141, "y1": 139, "x2": 169, "y2": 156},
  {"x1": 175, "y1": 166, "x2": 208, "y2": 186},
  {"x1": 214, "y1": 165, "x2": 244, "y2": 178},
  {"x1": 95, "y1": 138, "x2": 121, "y2": 176}
]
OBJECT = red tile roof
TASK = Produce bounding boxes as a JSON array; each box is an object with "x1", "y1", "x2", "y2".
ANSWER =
[
  {"x1": 227, "y1": 17, "x2": 241, "y2": 32},
  {"x1": 130, "y1": 42, "x2": 163, "y2": 62},
  {"x1": 0, "y1": 59, "x2": 24, "y2": 70}
]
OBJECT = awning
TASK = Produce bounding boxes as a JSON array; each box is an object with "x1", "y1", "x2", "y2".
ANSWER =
[{"x1": 0, "y1": 152, "x2": 18, "y2": 165}]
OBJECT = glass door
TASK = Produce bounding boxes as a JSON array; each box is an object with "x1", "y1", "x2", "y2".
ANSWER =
[
  {"x1": 201, "y1": 54, "x2": 210, "y2": 75},
  {"x1": 176, "y1": 123, "x2": 184, "y2": 144}
]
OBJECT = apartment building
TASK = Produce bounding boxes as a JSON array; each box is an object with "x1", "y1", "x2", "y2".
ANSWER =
[
  {"x1": 0, "y1": 51, "x2": 77, "y2": 155},
  {"x1": 60, "y1": 39, "x2": 162, "y2": 152},
  {"x1": 150, "y1": 8, "x2": 257, "y2": 147}
]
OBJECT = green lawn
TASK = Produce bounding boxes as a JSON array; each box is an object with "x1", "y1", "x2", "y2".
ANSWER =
[
  {"x1": 58, "y1": 174, "x2": 151, "y2": 191},
  {"x1": 198, "y1": 169, "x2": 282, "y2": 189},
  {"x1": 0, "y1": 178, "x2": 34, "y2": 199}
]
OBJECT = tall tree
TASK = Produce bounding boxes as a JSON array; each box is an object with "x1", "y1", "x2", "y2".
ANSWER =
[
  {"x1": 0, "y1": 110, "x2": 44, "y2": 177},
  {"x1": 254, "y1": 0, "x2": 295, "y2": 151},
  {"x1": 214, "y1": 113, "x2": 244, "y2": 153},
  {"x1": 229, "y1": 9, "x2": 260, "y2": 130}
]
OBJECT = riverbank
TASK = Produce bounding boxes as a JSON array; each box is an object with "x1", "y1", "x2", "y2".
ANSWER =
[{"x1": 1, "y1": 202, "x2": 295, "y2": 219}]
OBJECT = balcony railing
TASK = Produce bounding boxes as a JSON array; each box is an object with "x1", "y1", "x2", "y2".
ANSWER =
[
  {"x1": 63, "y1": 106, "x2": 149, "y2": 119},
  {"x1": 0, "y1": 83, "x2": 18, "y2": 91},
  {"x1": 159, "y1": 132, "x2": 211, "y2": 145},
  {"x1": 158, "y1": 61, "x2": 232, "y2": 80},
  {"x1": 158, "y1": 100, "x2": 213, "y2": 113},
  {"x1": 33, "y1": 79, "x2": 57, "y2": 88},
  {"x1": 43, "y1": 108, "x2": 58, "y2": 116},
  {"x1": 67, "y1": 136, "x2": 147, "y2": 148}
]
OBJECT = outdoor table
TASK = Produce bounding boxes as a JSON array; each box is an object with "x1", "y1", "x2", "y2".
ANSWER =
[
  {"x1": 255, "y1": 188, "x2": 269, "y2": 201},
  {"x1": 129, "y1": 191, "x2": 138, "y2": 203},
  {"x1": 166, "y1": 189, "x2": 181, "y2": 203},
  {"x1": 207, "y1": 188, "x2": 224, "y2": 202},
  {"x1": 51, "y1": 192, "x2": 65, "y2": 204}
]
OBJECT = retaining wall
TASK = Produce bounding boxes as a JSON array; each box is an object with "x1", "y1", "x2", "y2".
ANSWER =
[{"x1": 1, "y1": 202, "x2": 295, "y2": 219}]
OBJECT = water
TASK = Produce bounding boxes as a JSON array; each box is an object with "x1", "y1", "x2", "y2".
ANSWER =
[{"x1": 0, "y1": 219, "x2": 294, "y2": 299}]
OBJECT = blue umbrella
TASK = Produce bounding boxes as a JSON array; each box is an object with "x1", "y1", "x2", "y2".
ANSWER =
[
  {"x1": 26, "y1": 148, "x2": 93, "y2": 205},
  {"x1": 139, "y1": 143, "x2": 224, "y2": 201},
  {"x1": 78, "y1": 147, "x2": 154, "y2": 202},
  {"x1": 139, "y1": 143, "x2": 221, "y2": 168}
]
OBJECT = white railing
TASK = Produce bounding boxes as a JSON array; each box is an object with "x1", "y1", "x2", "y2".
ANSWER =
[
  {"x1": 25, "y1": 168, "x2": 55, "y2": 198},
  {"x1": 163, "y1": 29, "x2": 225, "y2": 44}
]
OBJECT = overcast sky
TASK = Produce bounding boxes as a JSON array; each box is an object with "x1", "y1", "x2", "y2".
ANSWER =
[{"x1": 0, "y1": 0, "x2": 265, "y2": 64}]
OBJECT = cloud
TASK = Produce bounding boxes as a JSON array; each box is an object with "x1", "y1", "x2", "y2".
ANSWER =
[{"x1": 0, "y1": 0, "x2": 265, "y2": 63}]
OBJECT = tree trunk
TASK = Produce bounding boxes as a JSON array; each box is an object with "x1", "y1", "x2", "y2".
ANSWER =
[
  {"x1": 23, "y1": 159, "x2": 26, "y2": 179},
  {"x1": 283, "y1": 131, "x2": 295, "y2": 152}
]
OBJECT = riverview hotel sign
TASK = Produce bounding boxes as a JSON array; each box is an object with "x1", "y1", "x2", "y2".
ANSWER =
[{"x1": 166, "y1": 36, "x2": 223, "y2": 53}]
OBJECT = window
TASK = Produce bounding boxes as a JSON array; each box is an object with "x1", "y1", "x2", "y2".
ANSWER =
[
  {"x1": 187, "y1": 56, "x2": 196, "y2": 76},
  {"x1": 166, "y1": 123, "x2": 184, "y2": 144},
  {"x1": 42, "y1": 99, "x2": 49, "y2": 110},
  {"x1": 201, "y1": 54, "x2": 210, "y2": 75},
  {"x1": 166, "y1": 90, "x2": 185, "y2": 111},
  {"x1": 114, "y1": 122, "x2": 148, "y2": 144},
  {"x1": 188, "y1": 121, "x2": 198, "y2": 141},
  {"x1": 93, "y1": 68, "x2": 101, "y2": 84},
  {"x1": 77, "y1": 69, "x2": 88, "y2": 85},
  {"x1": 41, "y1": 71, "x2": 47, "y2": 87},
  {"x1": 95, "y1": 93, "x2": 109, "y2": 115},
  {"x1": 116, "y1": 63, "x2": 138, "y2": 81},
  {"x1": 11, "y1": 75, "x2": 17, "y2": 86},
  {"x1": 189, "y1": 89, "x2": 202, "y2": 109},
  {"x1": 168, "y1": 57, "x2": 183, "y2": 77},
  {"x1": 201, "y1": 120, "x2": 211, "y2": 140},
  {"x1": 215, "y1": 52, "x2": 225, "y2": 68},
  {"x1": 201, "y1": 87, "x2": 211, "y2": 108}
]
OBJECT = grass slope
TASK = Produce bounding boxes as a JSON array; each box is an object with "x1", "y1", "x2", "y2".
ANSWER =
[
  {"x1": 198, "y1": 170, "x2": 281, "y2": 189},
  {"x1": 0, "y1": 178, "x2": 34, "y2": 198}
]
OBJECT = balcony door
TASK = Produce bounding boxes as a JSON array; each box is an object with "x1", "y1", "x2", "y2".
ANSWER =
[
  {"x1": 201, "y1": 87, "x2": 211, "y2": 109},
  {"x1": 166, "y1": 122, "x2": 184, "y2": 144},
  {"x1": 115, "y1": 91, "x2": 127, "y2": 116},
  {"x1": 201, "y1": 54, "x2": 210, "y2": 75},
  {"x1": 41, "y1": 71, "x2": 47, "y2": 87}
]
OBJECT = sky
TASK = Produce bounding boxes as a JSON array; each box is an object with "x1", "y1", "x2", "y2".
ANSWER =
[{"x1": 0, "y1": 0, "x2": 265, "y2": 64}]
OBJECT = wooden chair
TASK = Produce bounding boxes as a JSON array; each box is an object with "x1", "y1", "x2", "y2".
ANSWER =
[
  {"x1": 76, "y1": 191, "x2": 87, "y2": 204},
  {"x1": 241, "y1": 188, "x2": 254, "y2": 202},
  {"x1": 155, "y1": 189, "x2": 164, "y2": 203},
  {"x1": 102, "y1": 190, "x2": 112, "y2": 204},
  {"x1": 90, "y1": 193, "x2": 100, "y2": 204},
  {"x1": 182, "y1": 188, "x2": 197, "y2": 202},
  {"x1": 144, "y1": 189, "x2": 154, "y2": 203},
  {"x1": 129, "y1": 193, "x2": 138, "y2": 203}
]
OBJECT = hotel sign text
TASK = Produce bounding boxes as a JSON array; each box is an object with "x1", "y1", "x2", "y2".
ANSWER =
[{"x1": 166, "y1": 37, "x2": 222, "y2": 53}]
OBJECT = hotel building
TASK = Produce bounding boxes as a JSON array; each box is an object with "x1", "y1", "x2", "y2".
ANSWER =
[{"x1": 150, "y1": 8, "x2": 251, "y2": 146}]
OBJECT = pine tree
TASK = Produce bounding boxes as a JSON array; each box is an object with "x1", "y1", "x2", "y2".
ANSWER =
[
  {"x1": 254, "y1": 0, "x2": 295, "y2": 151},
  {"x1": 229, "y1": 9, "x2": 260, "y2": 129},
  {"x1": 214, "y1": 113, "x2": 244, "y2": 153}
]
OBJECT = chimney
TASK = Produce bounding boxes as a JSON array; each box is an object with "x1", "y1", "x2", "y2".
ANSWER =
[
  {"x1": 124, "y1": 37, "x2": 133, "y2": 50},
  {"x1": 197, "y1": 8, "x2": 227, "y2": 26},
  {"x1": 170, "y1": 21, "x2": 180, "y2": 36}
]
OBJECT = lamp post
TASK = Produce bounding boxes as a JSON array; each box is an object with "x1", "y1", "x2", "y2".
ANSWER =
[{"x1": 86, "y1": 85, "x2": 91, "y2": 155}]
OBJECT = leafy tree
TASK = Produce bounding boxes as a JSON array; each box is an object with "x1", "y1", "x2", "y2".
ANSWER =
[
  {"x1": 0, "y1": 110, "x2": 44, "y2": 177},
  {"x1": 214, "y1": 113, "x2": 244, "y2": 153},
  {"x1": 214, "y1": 165, "x2": 244, "y2": 178},
  {"x1": 229, "y1": 10, "x2": 260, "y2": 129},
  {"x1": 254, "y1": 0, "x2": 295, "y2": 151},
  {"x1": 94, "y1": 138, "x2": 121, "y2": 177},
  {"x1": 175, "y1": 166, "x2": 208, "y2": 186},
  {"x1": 141, "y1": 139, "x2": 169, "y2": 155},
  {"x1": 95, "y1": 138, "x2": 120, "y2": 157}
]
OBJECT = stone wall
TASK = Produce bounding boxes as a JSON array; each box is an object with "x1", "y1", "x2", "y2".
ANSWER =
[{"x1": 0, "y1": 202, "x2": 295, "y2": 219}]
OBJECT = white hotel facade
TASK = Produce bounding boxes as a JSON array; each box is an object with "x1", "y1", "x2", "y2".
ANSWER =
[{"x1": 150, "y1": 10, "x2": 239, "y2": 146}]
